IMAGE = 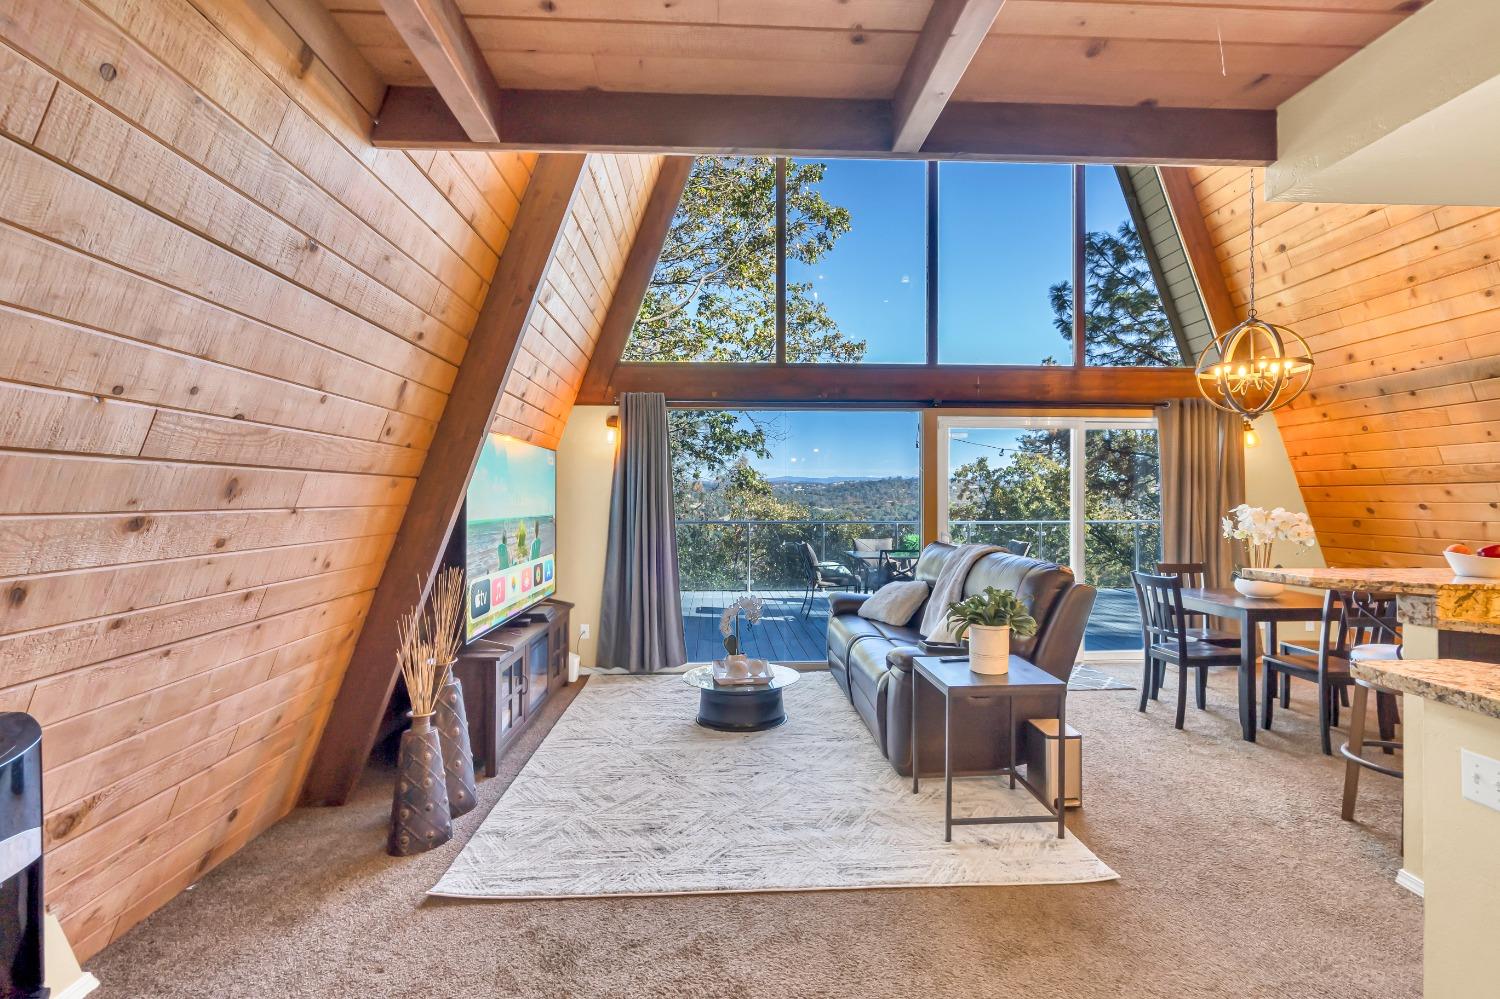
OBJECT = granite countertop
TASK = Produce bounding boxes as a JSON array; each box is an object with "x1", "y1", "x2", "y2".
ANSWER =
[
  {"x1": 1349, "y1": 659, "x2": 1500, "y2": 721},
  {"x1": 1242, "y1": 567, "x2": 1500, "y2": 635},
  {"x1": 1241, "y1": 566, "x2": 1500, "y2": 596}
]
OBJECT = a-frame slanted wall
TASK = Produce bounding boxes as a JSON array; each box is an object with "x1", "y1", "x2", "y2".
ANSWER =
[
  {"x1": 1179, "y1": 167, "x2": 1500, "y2": 569},
  {"x1": 0, "y1": 0, "x2": 660, "y2": 960},
  {"x1": 491, "y1": 155, "x2": 665, "y2": 448}
]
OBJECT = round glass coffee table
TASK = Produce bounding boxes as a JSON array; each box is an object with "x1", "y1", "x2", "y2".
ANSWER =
[{"x1": 682, "y1": 664, "x2": 800, "y2": 732}]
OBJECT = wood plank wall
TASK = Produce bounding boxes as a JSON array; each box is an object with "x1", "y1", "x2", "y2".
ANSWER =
[
  {"x1": 491, "y1": 155, "x2": 663, "y2": 448},
  {"x1": 1187, "y1": 167, "x2": 1500, "y2": 568},
  {"x1": 0, "y1": 0, "x2": 650, "y2": 961}
]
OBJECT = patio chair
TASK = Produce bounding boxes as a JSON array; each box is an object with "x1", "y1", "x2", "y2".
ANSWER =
[
  {"x1": 797, "y1": 542, "x2": 861, "y2": 618},
  {"x1": 1004, "y1": 539, "x2": 1032, "y2": 557},
  {"x1": 851, "y1": 537, "x2": 893, "y2": 590}
]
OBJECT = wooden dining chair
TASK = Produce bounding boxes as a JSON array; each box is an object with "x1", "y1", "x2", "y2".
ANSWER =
[
  {"x1": 1155, "y1": 562, "x2": 1241, "y2": 647},
  {"x1": 1261, "y1": 589, "x2": 1401, "y2": 755},
  {"x1": 1132, "y1": 572, "x2": 1242, "y2": 729}
]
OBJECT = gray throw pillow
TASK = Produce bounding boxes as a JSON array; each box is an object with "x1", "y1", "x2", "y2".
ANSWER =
[{"x1": 857, "y1": 581, "x2": 930, "y2": 627}]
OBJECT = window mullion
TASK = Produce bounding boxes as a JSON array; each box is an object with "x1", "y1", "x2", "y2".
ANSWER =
[
  {"x1": 1072, "y1": 164, "x2": 1086, "y2": 368},
  {"x1": 775, "y1": 157, "x2": 787, "y2": 365}
]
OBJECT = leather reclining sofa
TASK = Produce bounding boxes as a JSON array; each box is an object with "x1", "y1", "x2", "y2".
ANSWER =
[{"x1": 826, "y1": 542, "x2": 1097, "y2": 777}]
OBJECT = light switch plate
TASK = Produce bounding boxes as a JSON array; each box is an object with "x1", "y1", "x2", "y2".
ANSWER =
[{"x1": 1460, "y1": 749, "x2": 1500, "y2": 812}]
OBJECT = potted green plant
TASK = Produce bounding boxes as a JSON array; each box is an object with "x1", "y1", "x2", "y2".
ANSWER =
[{"x1": 944, "y1": 586, "x2": 1039, "y2": 675}]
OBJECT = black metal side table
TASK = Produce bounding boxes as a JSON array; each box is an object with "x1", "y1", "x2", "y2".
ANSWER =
[{"x1": 911, "y1": 656, "x2": 1068, "y2": 842}]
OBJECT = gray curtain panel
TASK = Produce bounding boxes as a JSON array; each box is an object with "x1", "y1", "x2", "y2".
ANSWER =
[
  {"x1": 598, "y1": 392, "x2": 688, "y2": 673},
  {"x1": 1156, "y1": 398, "x2": 1247, "y2": 588}
]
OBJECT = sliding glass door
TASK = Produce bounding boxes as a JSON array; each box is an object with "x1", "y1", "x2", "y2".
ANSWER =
[{"x1": 938, "y1": 415, "x2": 1160, "y2": 657}]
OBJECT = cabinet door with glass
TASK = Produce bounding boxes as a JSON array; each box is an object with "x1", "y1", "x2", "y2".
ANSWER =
[{"x1": 938, "y1": 415, "x2": 1161, "y2": 657}]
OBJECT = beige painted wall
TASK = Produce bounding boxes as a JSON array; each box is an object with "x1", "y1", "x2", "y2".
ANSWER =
[
  {"x1": 1245, "y1": 414, "x2": 1326, "y2": 570},
  {"x1": 1418, "y1": 697, "x2": 1500, "y2": 998},
  {"x1": 556, "y1": 405, "x2": 617, "y2": 667}
]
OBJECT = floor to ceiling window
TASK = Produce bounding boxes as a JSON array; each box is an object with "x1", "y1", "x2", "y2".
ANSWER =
[
  {"x1": 671, "y1": 409, "x2": 920, "y2": 663},
  {"x1": 623, "y1": 157, "x2": 1184, "y2": 370},
  {"x1": 939, "y1": 415, "x2": 1162, "y2": 655}
]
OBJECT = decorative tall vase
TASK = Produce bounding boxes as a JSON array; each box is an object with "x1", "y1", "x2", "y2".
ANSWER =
[
  {"x1": 967, "y1": 625, "x2": 1011, "y2": 675},
  {"x1": 436, "y1": 673, "x2": 478, "y2": 817},
  {"x1": 388, "y1": 713, "x2": 452, "y2": 857}
]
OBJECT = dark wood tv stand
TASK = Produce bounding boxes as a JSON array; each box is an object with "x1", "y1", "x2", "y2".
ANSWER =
[{"x1": 452, "y1": 599, "x2": 572, "y2": 778}]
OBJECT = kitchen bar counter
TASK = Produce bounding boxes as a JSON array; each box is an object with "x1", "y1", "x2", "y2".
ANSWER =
[
  {"x1": 1346, "y1": 656, "x2": 1500, "y2": 999},
  {"x1": 1240, "y1": 566, "x2": 1500, "y2": 637},
  {"x1": 1350, "y1": 658, "x2": 1500, "y2": 721},
  {"x1": 1241, "y1": 565, "x2": 1500, "y2": 900}
]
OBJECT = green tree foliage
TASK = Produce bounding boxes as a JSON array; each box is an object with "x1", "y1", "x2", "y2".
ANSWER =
[
  {"x1": 626, "y1": 157, "x2": 874, "y2": 587},
  {"x1": 950, "y1": 220, "x2": 1173, "y2": 586},
  {"x1": 1048, "y1": 221, "x2": 1183, "y2": 367}
]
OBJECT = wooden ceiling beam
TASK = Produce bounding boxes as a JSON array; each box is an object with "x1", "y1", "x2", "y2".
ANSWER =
[
  {"x1": 378, "y1": 0, "x2": 504, "y2": 143},
  {"x1": 891, "y1": 0, "x2": 1008, "y2": 154},
  {"x1": 372, "y1": 86, "x2": 1276, "y2": 166},
  {"x1": 579, "y1": 156, "x2": 695, "y2": 403},
  {"x1": 575, "y1": 364, "x2": 1198, "y2": 408},
  {"x1": 300, "y1": 153, "x2": 587, "y2": 807}
]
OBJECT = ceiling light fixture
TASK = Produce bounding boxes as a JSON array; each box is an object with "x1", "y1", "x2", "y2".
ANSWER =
[{"x1": 1194, "y1": 172, "x2": 1314, "y2": 447}]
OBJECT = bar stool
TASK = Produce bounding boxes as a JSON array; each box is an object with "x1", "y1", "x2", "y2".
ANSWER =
[{"x1": 1339, "y1": 647, "x2": 1403, "y2": 823}]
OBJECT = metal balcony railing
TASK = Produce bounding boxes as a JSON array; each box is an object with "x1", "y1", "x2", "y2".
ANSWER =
[{"x1": 676, "y1": 517, "x2": 1162, "y2": 592}]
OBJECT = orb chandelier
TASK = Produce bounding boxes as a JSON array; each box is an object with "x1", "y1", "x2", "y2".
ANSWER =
[{"x1": 1194, "y1": 172, "x2": 1314, "y2": 447}]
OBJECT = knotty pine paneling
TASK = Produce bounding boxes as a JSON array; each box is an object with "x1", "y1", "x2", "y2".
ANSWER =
[
  {"x1": 491, "y1": 154, "x2": 663, "y2": 447},
  {"x1": 326, "y1": 0, "x2": 1417, "y2": 110},
  {"x1": 1187, "y1": 167, "x2": 1500, "y2": 570},
  {"x1": 0, "y1": 0, "x2": 553, "y2": 960}
]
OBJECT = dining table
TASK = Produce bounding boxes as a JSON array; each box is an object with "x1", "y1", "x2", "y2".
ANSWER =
[{"x1": 1179, "y1": 586, "x2": 1326, "y2": 742}]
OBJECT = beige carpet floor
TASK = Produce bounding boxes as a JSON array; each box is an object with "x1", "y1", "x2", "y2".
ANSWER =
[{"x1": 89, "y1": 662, "x2": 1421, "y2": 998}]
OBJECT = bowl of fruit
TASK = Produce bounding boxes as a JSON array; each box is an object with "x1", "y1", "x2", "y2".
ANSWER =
[{"x1": 1443, "y1": 544, "x2": 1500, "y2": 579}]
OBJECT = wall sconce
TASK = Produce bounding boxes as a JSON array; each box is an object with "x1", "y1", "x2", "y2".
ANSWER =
[{"x1": 605, "y1": 413, "x2": 618, "y2": 446}]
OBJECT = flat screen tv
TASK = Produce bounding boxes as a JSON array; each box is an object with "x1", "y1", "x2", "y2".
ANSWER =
[{"x1": 463, "y1": 434, "x2": 557, "y2": 643}]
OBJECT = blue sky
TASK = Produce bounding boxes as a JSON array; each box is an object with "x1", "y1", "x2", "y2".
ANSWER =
[
  {"x1": 726, "y1": 162, "x2": 1136, "y2": 480},
  {"x1": 786, "y1": 161, "x2": 1132, "y2": 365}
]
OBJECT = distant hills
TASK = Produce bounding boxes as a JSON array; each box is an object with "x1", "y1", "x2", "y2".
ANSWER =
[{"x1": 765, "y1": 474, "x2": 895, "y2": 484}]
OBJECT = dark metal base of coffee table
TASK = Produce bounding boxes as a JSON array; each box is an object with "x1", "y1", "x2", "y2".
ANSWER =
[{"x1": 695, "y1": 687, "x2": 787, "y2": 731}]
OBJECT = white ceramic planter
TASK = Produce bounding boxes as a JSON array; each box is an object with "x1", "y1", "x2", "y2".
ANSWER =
[
  {"x1": 967, "y1": 625, "x2": 1011, "y2": 674},
  {"x1": 1234, "y1": 577, "x2": 1285, "y2": 598}
]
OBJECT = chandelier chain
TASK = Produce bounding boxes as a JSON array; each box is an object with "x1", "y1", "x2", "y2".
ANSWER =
[{"x1": 1247, "y1": 172, "x2": 1257, "y2": 319}]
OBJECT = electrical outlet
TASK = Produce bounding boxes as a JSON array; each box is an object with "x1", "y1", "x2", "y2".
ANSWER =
[
  {"x1": 579, "y1": 623, "x2": 591, "y2": 641},
  {"x1": 1461, "y1": 749, "x2": 1500, "y2": 813}
]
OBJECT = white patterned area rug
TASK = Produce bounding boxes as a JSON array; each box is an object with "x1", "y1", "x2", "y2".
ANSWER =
[{"x1": 430, "y1": 673, "x2": 1117, "y2": 899}]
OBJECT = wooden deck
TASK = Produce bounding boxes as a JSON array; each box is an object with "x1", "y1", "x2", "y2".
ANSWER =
[{"x1": 681, "y1": 588, "x2": 1143, "y2": 663}]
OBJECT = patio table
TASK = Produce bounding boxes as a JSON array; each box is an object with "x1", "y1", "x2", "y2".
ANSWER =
[
  {"x1": 1178, "y1": 587, "x2": 1325, "y2": 742},
  {"x1": 846, "y1": 549, "x2": 920, "y2": 587}
]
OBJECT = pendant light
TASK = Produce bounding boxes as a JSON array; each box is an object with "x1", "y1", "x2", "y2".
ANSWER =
[{"x1": 1194, "y1": 172, "x2": 1314, "y2": 446}]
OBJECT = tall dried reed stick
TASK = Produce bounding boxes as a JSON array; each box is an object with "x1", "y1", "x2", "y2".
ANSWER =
[{"x1": 397, "y1": 566, "x2": 466, "y2": 717}]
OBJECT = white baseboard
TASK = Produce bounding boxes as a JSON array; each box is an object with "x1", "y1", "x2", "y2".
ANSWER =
[
  {"x1": 1396, "y1": 868, "x2": 1425, "y2": 898},
  {"x1": 53, "y1": 972, "x2": 100, "y2": 999}
]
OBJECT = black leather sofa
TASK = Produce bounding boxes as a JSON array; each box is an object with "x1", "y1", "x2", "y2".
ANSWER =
[{"x1": 826, "y1": 542, "x2": 1097, "y2": 777}]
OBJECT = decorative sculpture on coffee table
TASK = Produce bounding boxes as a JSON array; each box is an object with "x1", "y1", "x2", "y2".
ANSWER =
[
  {"x1": 714, "y1": 594, "x2": 773, "y2": 685},
  {"x1": 387, "y1": 569, "x2": 465, "y2": 857}
]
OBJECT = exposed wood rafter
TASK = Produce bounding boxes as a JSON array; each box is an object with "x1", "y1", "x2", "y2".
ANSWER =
[
  {"x1": 579, "y1": 156, "x2": 695, "y2": 403},
  {"x1": 891, "y1": 0, "x2": 1008, "y2": 153},
  {"x1": 1159, "y1": 166, "x2": 1238, "y2": 334},
  {"x1": 301, "y1": 153, "x2": 587, "y2": 807},
  {"x1": 373, "y1": 87, "x2": 1276, "y2": 166},
  {"x1": 378, "y1": 0, "x2": 504, "y2": 143},
  {"x1": 577, "y1": 364, "x2": 1198, "y2": 408},
  {"x1": 266, "y1": 0, "x2": 387, "y2": 117}
]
